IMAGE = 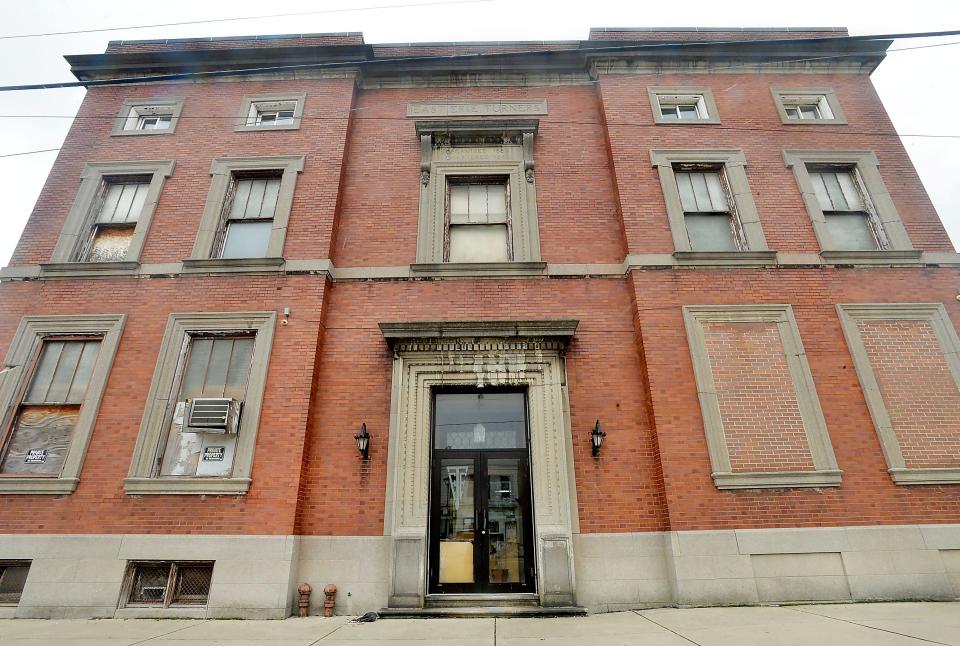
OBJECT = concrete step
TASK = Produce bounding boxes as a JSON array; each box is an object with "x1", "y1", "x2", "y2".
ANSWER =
[
  {"x1": 378, "y1": 605, "x2": 587, "y2": 618},
  {"x1": 425, "y1": 594, "x2": 539, "y2": 608}
]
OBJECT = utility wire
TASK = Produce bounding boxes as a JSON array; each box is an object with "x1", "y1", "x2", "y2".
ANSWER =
[
  {"x1": 0, "y1": 0, "x2": 493, "y2": 40},
  {"x1": 1, "y1": 29, "x2": 959, "y2": 93}
]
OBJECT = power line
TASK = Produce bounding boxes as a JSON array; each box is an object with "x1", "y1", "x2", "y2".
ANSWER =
[
  {"x1": 0, "y1": 0, "x2": 493, "y2": 41},
  {"x1": 2, "y1": 29, "x2": 959, "y2": 93},
  {"x1": 0, "y1": 148, "x2": 60, "y2": 158}
]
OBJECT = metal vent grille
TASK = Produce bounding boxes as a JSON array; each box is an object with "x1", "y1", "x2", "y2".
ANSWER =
[
  {"x1": 128, "y1": 564, "x2": 170, "y2": 605},
  {"x1": 186, "y1": 398, "x2": 235, "y2": 430},
  {"x1": 172, "y1": 565, "x2": 213, "y2": 605}
]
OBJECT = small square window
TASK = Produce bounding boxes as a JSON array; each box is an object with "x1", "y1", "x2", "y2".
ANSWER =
[
  {"x1": 773, "y1": 88, "x2": 846, "y2": 125},
  {"x1": 236, "y1": 94, "x2": 305, "y2": 131},
  {"x1": 124, "y1": 562, "x2": 213, "y2": 607},
  {"x1": 446, "y1": 178, "x2": 511, "y2": 263},
  {"x1": 0, "y1": 562, "x2": 30, "y2": 604},
  {"x1": 649, "y1": 87, "x2": 720, "y2": 124},
  {"x1": 113, "y1": 98, "x2": 184, "y2": 136}
]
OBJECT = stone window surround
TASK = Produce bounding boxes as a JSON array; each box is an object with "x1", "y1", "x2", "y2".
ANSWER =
[
  {"x1": 184, "y1": 155, "x2": 305, "y2": 273},
  {"x1": 0, "y1": 314, "x2": 126, "y2": 494},
  {"x1": 650, "y1": 149, "x2": 773, "y2": 265},
  {"x1": 124, "y1": 311, "x2": 276, "y2": 495},
  {"x1": 43, "y1": 161, "x2": 175, "y2": 273},
  {"x1": 648, "y1": 86, "x2": 721, "y2": 125},
  {"x1": 782, "y1": 150, "x2": 918, "y2": 264},
  {"x1": 836, "y1": 303, "x2": 960, "y2": 485},
  {"x1": 111, "y1": 97, "x2": 186, "y2": 136},
  {"x1": 413, "y1": 120, "x2": 543, "y2": 277},
  {"x1": 234, "y1": 93, "x2": 306, "y2": 132},
  {"x1": 771, "y1": 87, "x2": 847, "y2": 125},
  {"x1": 682, "y1": 304, "x2": 842, "y2": 490},
  {"x1": 378, "y1": 319, "x2": 579, "y2": 609}
]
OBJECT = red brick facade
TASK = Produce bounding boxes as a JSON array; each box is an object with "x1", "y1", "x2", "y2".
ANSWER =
[{"x1": 1, "y1": 29, "x2": 958, "y2": 543}]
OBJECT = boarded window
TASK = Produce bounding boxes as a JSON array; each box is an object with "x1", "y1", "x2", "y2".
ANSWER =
[
  {"x1": 159, "y1": 335, "x2": 254, "y2": 477},
  {"x1": 125, "y1": 562, "x2": 212, "y2": 607},
  {"x1": 675, "y1": 168, "x2": 740, "y2": 252},
  {"x1": 218, "y1": 173, "x2": 281, "y2": 259},
  {"x1": 447, "y1": 179, "x2": 510, "y2": 263},
  {"x1": 809, "y1": 168, "x2": 882, "y2": 250},
  {"x1": 0, "y1": 562, "x2": 30, "y2": 604},
  {"x1": 0, "y1": 339, "x2": 101, "y2": 476},
  {"x1": 81, "y1": 177, "x2": 150, "y2": 262}
]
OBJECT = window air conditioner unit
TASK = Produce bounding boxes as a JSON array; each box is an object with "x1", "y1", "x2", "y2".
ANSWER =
[{"x1": 184, "y1": 398, "x2": 241, "y2": 434}]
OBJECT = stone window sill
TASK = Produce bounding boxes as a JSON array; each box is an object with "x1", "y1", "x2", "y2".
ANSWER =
[
  {"x1": 713, "y1": 470, "x2": 842, "y2": 490},
  {"x1": 819, "y1": 250, "x2": 922, "y2": 265},
  {"x1": 124, "y1": 477, "x2": 251, "y2": 495},
  {"x1": 410, "y1": 261, "x2": 547, "y2": 278},
  {"x1": 181, "y1": 257, "x2": 285, "y2": 275},
  {"x1": 0, "y1": 476, "x2": 79, "y2": 495},
  {"x1": 673, "y1": 251, "x2": 778, "y2": 267},
  {"x1": 39, "y1": 261, "x2": 139, "y2": 278},
  {"x1": 889, "y1": 468, "x2": 960, "y2": 485}
]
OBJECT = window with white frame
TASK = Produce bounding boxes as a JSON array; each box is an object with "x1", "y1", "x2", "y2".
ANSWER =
[
  {"x1": 674, "y1": 165, "x2": 744, "y2": 251},
  {"x1": 112, "y1": 98, "x2": 184, "y2": 136},
  {"x1": 772, "y1": 88, "x2": 846, "y2": 125},
  {"x1": 446, "y1": 177, "x2": 511, "y2": 262},
  {"x1": 649, "y1": 87, "x2": 720, "y2": 124},
  {"x1": 216, "y1": 172, "x2": 282, "y2": 259},
  {"x1": 807, "y1": 166, "x2": 886, "y2": 251},
  {"x1": 78, "y1": 176, "x2": 151, "y2": 262},
  {"x1": 235, "y1": 94, "x2": 305, "y2": 131}
]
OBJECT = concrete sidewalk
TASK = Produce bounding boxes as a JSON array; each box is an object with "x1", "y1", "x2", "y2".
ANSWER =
[{"x1": 0, "y1": 602, "x2": 958, "y2": 645}]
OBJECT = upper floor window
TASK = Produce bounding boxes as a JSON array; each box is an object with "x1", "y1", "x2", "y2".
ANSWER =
[
  {"x1": 217, "y1": 172, "x2": 282, "y2": 259},
  {"x1": 446, "y1": 177, "x2": 511, "y2": 262},
  {"x1": 235, "y1": 93, "x2": 306, "y2": 132},
  {"x1": 783, "y1": 150, "x2": 916, "y2": 261},
  {"x1": 112, "y1": 98, "x2": 185, "y2": 136},
  {"x1": 808, "y1": 166, "x2": 884, "y2": 250},
  {"x1": 80, "y1": 176, "x2": 151, "y2": 262},
  {"x1": 772, "y1": 88, "x2": 846, "y2": 125},
  {"x1": 414, "y1": 120, "x2": 542, "y2": 273},
  {"x1": 187, "y1": 155, "x2": 304, "y2": 267},
  {"x1": 649, "y1": 87, "x2": 721, "y2": 125},
  {"x1": 45, "y1": 161, "x2": 174, "y2": 270},
  {"x1": 650, "y1": 149, "x2": 771, "y2": 261},
  {"x1": 674, "y1": 166, "x2": 742, "y2": 251}
]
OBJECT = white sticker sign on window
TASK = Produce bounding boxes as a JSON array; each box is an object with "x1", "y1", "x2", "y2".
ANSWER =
[
  {"x1": 24, "y1": 449, "x2": 48, "y2": 464},
  {"x1": 202, "y1": 446, "x2": 225, "y2": 462}
]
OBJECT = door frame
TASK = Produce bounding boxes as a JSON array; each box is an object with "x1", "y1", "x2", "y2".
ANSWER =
[{"x1": 426, "y1": 387, "x2": 537, "y2": 596}]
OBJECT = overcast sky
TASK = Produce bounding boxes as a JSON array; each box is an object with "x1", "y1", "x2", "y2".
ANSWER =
[{"x1": 1, "y1": 0, "x2": 958, "y2": 265}]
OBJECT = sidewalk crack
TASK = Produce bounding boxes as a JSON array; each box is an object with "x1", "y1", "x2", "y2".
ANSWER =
[
  {"x1": 788, "y1": 607, "x2": 950, "y2": 645},
  {"x1": 633, "y1": 610, "x2": 702, "y2": 645},
  {"x1": 128, "y1": 619, "x2": 210, "y2": 645}
]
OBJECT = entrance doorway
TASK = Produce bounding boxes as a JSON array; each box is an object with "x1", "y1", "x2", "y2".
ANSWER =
[{"x1": 428, "y1": 391, "x2": 535, "y2": 595}]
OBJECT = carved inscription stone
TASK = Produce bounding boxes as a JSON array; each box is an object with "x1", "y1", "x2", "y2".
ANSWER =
[{"x1": 407, "y1": 99, "x2": 548, "y2": 118}]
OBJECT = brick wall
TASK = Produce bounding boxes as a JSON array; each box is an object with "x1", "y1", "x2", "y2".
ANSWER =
[
  {"x1": 702, "y1": 321, "x2": 815, "y2": 473},
  {"x1": 858, "y1": 319, "x2": 960, "y2": 469}
]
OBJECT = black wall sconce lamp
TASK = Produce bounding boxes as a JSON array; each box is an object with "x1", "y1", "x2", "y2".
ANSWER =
[
  {"x1": 355, "y1": 423, "x2": 370, "y2": 460},
  {"x1": 590, "y1": 419, "x2": 606, "y2": 457}
]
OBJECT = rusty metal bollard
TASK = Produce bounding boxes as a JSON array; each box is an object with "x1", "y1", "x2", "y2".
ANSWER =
[
  {"x1": 297, "y1": 583, "x2": 312, "y2": 617},
  {"x1": 323, "y1": 583, "x2": 337, "y2": 617}
]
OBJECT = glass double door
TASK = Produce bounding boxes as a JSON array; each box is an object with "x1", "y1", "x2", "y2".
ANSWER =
[{"x1": 429, "y1": 392, "x2": 535, "y2": 595}]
